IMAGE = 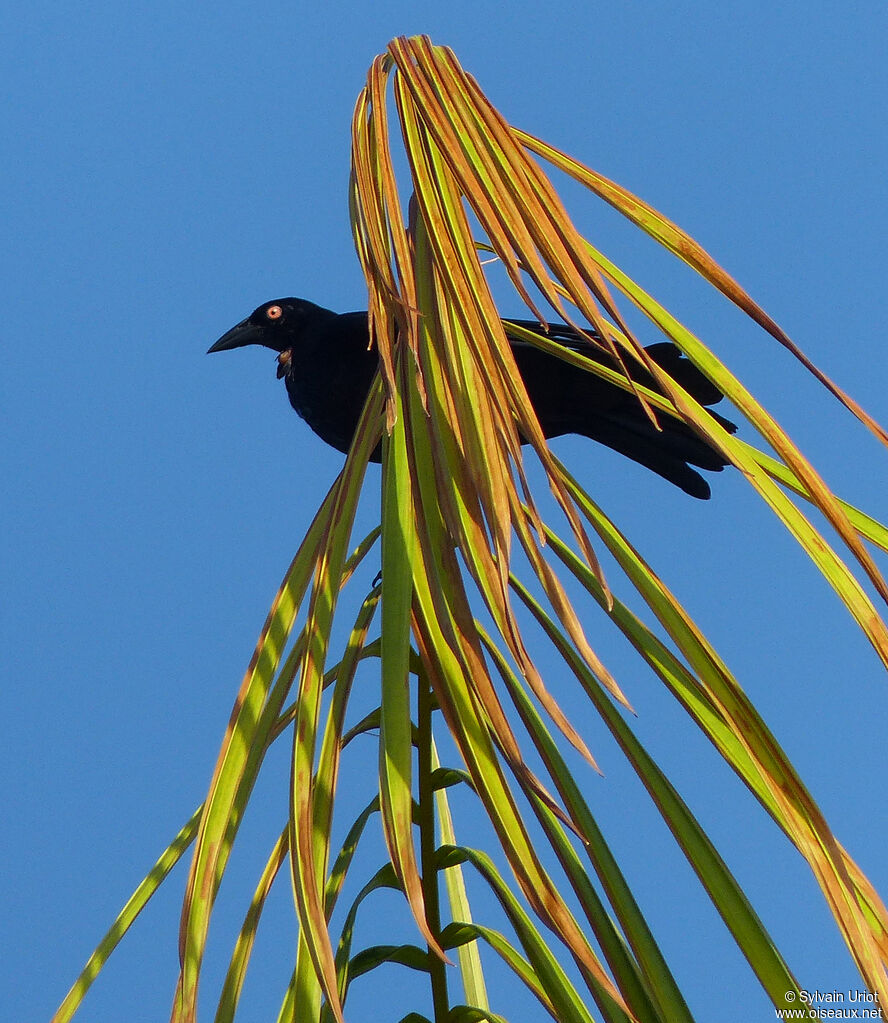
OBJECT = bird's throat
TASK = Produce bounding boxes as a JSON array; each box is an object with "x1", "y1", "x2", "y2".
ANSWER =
[{"x1": 276, "y1": 349, "x2": 292, "y2": 379}]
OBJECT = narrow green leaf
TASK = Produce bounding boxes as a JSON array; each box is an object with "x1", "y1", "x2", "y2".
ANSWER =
[
  {"x1": 378, "y1": 350, "x2": 442, "y2": 957},
  {"x1": 214, "y1": 828, "x2": 289, "y2": 1023},
  {"x1": 432, "y1": 739, "x2": 490, "y2": 1013},
  {"x1": 174, "y1": 483, "x2": 345, "y2": 1023},
  {"x1": 52, "y1": 807, "x2": 201, "y2": 1023},
  {"x1": 555, "y1": 463, "x2": 888, "y2": 1000},
  {"x1": 440, "y1": 921, "x2": 556, "y2": 1021},
  {"x1": 348, "y1": 943, "x2": 431, "y2": 978},
  {"x1": 289, "y1": 384, "x2": 382, "y2": 1023},
  {"x1": 480, "y1": 625, "x2": 686, "y2": 1023},
  {"x1": 510, "y1": 576, "x2": 804, "y2": 1010},
  {"x1": 438, "y1": 847, "x2": 617, "y2": 1023}
]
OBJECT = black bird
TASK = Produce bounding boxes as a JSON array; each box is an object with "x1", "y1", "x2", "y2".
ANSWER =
[{"x1": 208, "y1": 298, "x2": 735, "y2": 498}]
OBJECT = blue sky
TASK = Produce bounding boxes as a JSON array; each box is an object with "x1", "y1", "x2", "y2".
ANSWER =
[{"x1": 4, "y1": 2, "x2": 888, "y2": 1021}]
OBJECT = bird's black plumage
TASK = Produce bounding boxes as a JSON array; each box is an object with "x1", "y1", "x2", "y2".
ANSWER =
[{"x1": 208, "y1": 298, "x2": 735, "y2": 498}]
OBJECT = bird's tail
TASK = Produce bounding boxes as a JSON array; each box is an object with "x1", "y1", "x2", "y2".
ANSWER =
[{"x1": 582, "y1": 342, "x2": 736, "y2": 499}]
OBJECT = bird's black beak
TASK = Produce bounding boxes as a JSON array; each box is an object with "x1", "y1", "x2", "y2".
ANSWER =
[{"x1": 207, "y1": 317, "x2": 265, "y2": 354}]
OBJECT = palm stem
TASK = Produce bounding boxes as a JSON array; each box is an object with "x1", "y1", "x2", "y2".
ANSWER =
[{"x1": 417, "y1": 669, "x2": 450, "y2": 1020}]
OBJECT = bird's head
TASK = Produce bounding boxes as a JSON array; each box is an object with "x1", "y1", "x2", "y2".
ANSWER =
[{"x1": 207, "y1": 298, "x2": 331, "y2": 355}]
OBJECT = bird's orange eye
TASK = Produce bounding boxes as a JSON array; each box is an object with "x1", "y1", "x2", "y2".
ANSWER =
[{"x1": 266, "y1": 305, "x2": 283, "y2": 320}]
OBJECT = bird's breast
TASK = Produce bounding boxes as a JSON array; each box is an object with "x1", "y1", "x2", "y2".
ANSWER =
[{"x1": 280, "y1": 356, "x2": 367, "y2": 456}]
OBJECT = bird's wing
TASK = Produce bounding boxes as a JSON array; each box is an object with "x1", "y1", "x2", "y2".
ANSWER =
[
  {"x1": 502, "y1": 318, "x2": 605, "y2": 354},
  {"x1": 503, "y1": 320, "x2": 727, "y2": 410}
]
